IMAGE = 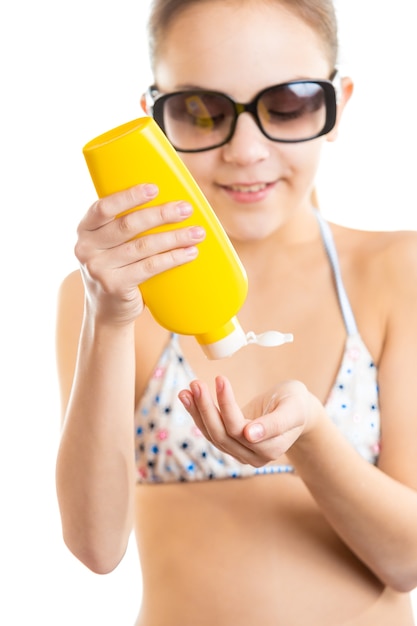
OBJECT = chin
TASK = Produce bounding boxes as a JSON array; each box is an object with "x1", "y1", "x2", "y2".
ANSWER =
[{"x1": 225, "y1": 222, "x2": 277, "y2": 244}]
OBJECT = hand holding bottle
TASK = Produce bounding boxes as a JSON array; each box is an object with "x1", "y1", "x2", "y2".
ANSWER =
[
  {"x1": 82, "y1": 117, "x2": 292, "y2": 357},
  {"x1": 75, "y1": 183, "x2": 206, "y2": 327}
]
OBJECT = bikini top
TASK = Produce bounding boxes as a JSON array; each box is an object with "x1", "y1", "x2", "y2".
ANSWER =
[{"x1": 134, "y1": 212, "x2": 380, "y2": 483}]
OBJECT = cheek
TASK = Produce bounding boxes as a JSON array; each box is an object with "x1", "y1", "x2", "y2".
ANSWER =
[
  {"x1": 179, "y1": 153, "x2": 217, "y2": 201},
  {"x1": 286, "y1": 140, "x2": 325, "y2": 184},
  {"x1": 179, "y1": 153, "x2": 213, "y2": 180}
]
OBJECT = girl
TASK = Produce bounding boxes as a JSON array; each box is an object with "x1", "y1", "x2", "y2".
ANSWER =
[{"x1": 56, "y1": 1, "x2": 417, "y2": 623}]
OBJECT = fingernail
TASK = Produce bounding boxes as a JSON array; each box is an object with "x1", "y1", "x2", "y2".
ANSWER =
[
  {"x1": 177, "y1": 202, "x2": 192, "y2": 216},
  {"x1": 247, "y1": 423, "x2": 264, "y2": 442},
  {"x1": 189, "y1": 226, "x2": 205, "y2": 240},
  {"x1": 143, "y1": 184, "x2": 158, "y2": 197},
  {"x1": 179, "y1": 392, "x2": 191, "y2": 408},
  {"x1": 190, "y1": 382, "x2": 201, "y2": 399},
  {"x1": 215, "y1": 377, "x2": 224, "y2": 393},
  {"x1": 184, "y1": 246, "x2": 199, "y2": 258}
]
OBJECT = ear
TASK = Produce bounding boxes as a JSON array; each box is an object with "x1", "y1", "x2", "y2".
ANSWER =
[
  {"x1": 140, "y1": 93, "x2": 149, "y2": 114},
  {"x1": 326, "y1": 76, "x2": 354, "y2": 143}
]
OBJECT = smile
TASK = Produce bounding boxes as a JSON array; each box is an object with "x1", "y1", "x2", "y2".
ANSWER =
[{"x1": 226, "y1": 182, "x2": 270, "y2": 193}]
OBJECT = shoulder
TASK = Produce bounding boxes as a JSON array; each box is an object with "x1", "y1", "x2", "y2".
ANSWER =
[
  {"x1": 331, "y1": 223, "x2": 417, "y2": 281},
  {"x1": 56, "y1": 270, "x2": 85, "y2": 334},
  {"x1": 57, "y1": 269, "x2": 84, "y2": 306},
  {"x1": 332, "y1": 225, "x2": 417, "y2": 346}
]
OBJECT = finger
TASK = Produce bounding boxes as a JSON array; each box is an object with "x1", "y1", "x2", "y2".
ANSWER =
[
  {"x1": 178, "y1": 389, "x2": 213, "y2": 442},
  {"x1": 78, "y1": 228, "x2": 204, "y2": 296},
  {"x1": 77, "y1": 200, "x2": 198, "y2": 259},
  {"x1": 243, "y1": 382, "x2": 309, "y2": 444},
  {"x1": 215, "y1": 376, "x2": 250, "y2": 440},
  {"x1": 79, "y1": 183, "x2": 159, "y2": 231},
  {"x1": 180, "y1": 382, "x2": 285, "y2": 467},
  {"x1": 116, "y1": 224, "x2": 205, "y2": 271},
  {"x1": 188, "y1": 380, "x2": 257, "y2": 463},
  {"x1": 79, "y1": 196, "x2": 195, "y2": 254},
  {"x1": 178, "y1": 385, "x2": 232, "y2": 455},
  {"x1": 215, "y1": 377, "x2": 271, "y2": 462},
  {"x1": 108, "y1": 200, "x2": 195, "y2": 248}
]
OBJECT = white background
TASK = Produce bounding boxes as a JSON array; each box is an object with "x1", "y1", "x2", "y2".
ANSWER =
[{"x1": 1, "y1": 1, "x2": 416, "y2": 624}]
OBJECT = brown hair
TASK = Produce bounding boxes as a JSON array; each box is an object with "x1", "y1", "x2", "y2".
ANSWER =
[{"x1": 147, "y1": 0, "x2": 339, "y2": 71}]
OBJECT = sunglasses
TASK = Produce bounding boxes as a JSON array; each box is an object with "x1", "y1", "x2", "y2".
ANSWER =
[{"x1": 144, "y1": 72, "x2": 340, "y2": 153}]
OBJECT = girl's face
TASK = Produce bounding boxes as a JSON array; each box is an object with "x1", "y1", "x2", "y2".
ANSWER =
[{"x1": 153, "y1": 1, "x2": 346, "y2": 243}]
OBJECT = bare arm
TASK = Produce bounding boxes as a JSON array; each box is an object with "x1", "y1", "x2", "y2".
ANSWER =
[
  {"x1": 180, "y1": 374, "x2": 417, "y2": 591},
  {"x1": 55, "y1": 183, "x2": 205, "y2": 573},
  {"x1": 56, "y1": 280, "x2": 137, "y2": 574},
  {"x1": 178, "y1": 233, "x2": 417, "y2": 591}
]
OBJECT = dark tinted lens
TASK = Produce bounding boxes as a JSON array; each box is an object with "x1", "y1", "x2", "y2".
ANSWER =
[
  {"x1": 162, "y1": 92, "x2": 235, "y2": 151},
  {"x1": 258, "y1": 82, "x2": 328, "y2": 141}
]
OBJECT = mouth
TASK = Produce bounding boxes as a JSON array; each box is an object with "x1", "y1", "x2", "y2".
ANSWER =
[{"x1": 223, "y1": 182, "x2": 272, "y2": 193}]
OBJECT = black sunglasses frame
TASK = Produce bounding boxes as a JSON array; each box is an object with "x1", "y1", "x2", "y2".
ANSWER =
[{"x1": 145, "y1": 75, "x2": 339, "y2": 153}]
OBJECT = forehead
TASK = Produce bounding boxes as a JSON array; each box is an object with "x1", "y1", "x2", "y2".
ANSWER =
[{"x1": 154, "y1": 1, "x2": 331, "y2": 98}]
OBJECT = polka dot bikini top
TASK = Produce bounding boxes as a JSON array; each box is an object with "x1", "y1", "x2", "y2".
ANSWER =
[{"x1": 134, "y1": 213, "x2": 380, "y2": 483}]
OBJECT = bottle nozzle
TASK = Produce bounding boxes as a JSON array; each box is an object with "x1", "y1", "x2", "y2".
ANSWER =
[
  {"x1": 198, "y1": 319, "x2": 293, "y2": 359},
  {"x1": 245, "y1": 330, "x2": 294, "y2": 347}
]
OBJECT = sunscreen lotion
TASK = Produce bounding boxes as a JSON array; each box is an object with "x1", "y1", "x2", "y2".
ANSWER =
[{"x1": 83, "y1": 117, "x2": 293, "y2": 358}]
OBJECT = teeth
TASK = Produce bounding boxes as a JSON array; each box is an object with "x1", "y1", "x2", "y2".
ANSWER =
[{"x1": 229, "y1": 183, "x2": 267, "y2": 192}]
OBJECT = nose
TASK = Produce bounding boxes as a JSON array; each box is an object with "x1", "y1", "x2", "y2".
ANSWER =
[{"x1": 221, "y1": 112, "x2": 270, "y2": 165}]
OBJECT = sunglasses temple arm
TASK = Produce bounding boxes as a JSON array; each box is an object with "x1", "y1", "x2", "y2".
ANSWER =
[{"x1": 331, "y1": 69, "x2": 342, "y2": 104}]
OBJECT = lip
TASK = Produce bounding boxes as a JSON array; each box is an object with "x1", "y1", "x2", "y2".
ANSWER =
[{"x1": 219, "y1": 181, "x2": 276, "y2": 203}]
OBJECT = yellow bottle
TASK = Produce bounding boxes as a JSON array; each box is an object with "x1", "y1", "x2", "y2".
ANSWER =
[{"x1": 83, "y1": 117, "x2": 292, "y2": 358}]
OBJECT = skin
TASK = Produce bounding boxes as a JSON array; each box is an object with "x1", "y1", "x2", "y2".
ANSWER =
[{"x1": 55, "y1": 1, "x2": 417, "y2": 624}]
